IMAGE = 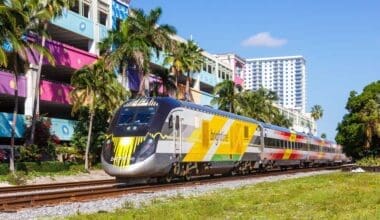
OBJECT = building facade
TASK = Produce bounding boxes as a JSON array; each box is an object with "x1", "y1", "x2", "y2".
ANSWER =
[
  {"x1": 0, "y1": 0, "x2": 128, "y2": 143},
  {"x1": 213, "y1": 53, "x2": 245, "y2": 87},
  {"x1": 245, "y1": 56, "x2": 307, "y2": 113}
]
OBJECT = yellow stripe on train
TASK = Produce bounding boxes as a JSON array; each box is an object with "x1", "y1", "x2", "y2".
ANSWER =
[{"x1": 112, "y1": 136, "x2": 145, "y2": 167}]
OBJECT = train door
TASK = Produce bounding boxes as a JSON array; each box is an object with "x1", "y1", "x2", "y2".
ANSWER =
[{"x1": 172, "y1": 113, "x2": 183, "y2": 159}]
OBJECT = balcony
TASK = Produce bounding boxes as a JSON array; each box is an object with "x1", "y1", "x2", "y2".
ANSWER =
[
  {"x1": 191, "y1": 89, "x2": 215, "y2": 106},
  {"x1": 193, "y1": 70, "x2": 218, "y2": 87},
  {"x1": 27, "y1": 38, "x2": 98, "y2": 70},
  {"x1": 40, "y1": 80, "x2": 73, "y2": 105},
  {"x1": 51, "y1": 9, "x2": 94, "y2": 39},
  {"x1": 0, "y1": 70, "x2": 26, "y2": 97}
]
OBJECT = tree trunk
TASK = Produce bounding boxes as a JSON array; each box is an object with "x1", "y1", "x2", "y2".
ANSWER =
[
  {"x1": 175, "y1": 71, "x2": 178, "y2": 99},
  {"x1": 121, "y1": 63, "x2": 127, "y2": 89},
  {"x1": 30, "y1": 24, "x2": 48, "y2": 144},
  {"x1": 185, "y1": 72, "x2": 193, "y2": 102},
  {"x1": 138, "y1": 73, "x2": 149, "y2": 97},
  {"x1": 10, "y1": 56, "x2": 20, "y2": 173},
  {"x1": 84, "y1": 111, "x2": 94, "y2": 172}
]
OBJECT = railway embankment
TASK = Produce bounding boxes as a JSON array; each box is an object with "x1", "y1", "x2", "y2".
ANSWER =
[{"x1": 2, "y1": 169, "x2": 375, "y2": 219}]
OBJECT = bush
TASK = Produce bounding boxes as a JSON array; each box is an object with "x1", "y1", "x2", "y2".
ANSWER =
[
  {"x1": 7, "y1": 171, "x2": 28, "y2": 185},
  {"x1": 356, "y1": 156, "x2": 380, "y2": 167},
  {"x1": 0, "y1": 163, "x2": 8, "y2": 175},
  {"x1": 56, "y1": 144, "x2": 82, "y2": 162}
]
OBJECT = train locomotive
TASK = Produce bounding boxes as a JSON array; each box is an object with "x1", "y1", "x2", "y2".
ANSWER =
[{"x1": 102, "y1": 97, "x2": 348, "y2": 182}]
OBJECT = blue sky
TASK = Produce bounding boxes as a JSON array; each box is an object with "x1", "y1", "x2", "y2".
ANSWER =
[{"x1": 131, "y1": 0, "x2": 380, "y2": 139}]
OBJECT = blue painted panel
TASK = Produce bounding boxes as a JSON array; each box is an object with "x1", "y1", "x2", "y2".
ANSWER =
[
  {"x1": 199, "y1": 92, "x2": 215, "y2": 106},
  {"x1": 112, "y1": 0, "x2": 129, "y2": 30},
  {"x1": 52, "y1": 9, "x2": 94, "y2": 39},
  {"x1": 99, "y1": 24, "x2": 108, "y2": 41},
  {"x1": 0, "y1": 113, "x2": 25, "y2": 138},
  {"x1": 193, "y1": 70, "x2": 217, "y2": 87},
  {"x1": 50, "y1": 118, "x2": 76, "y2": 141},
  {"x1": 150, "y1": 50, "x2": 168, "y2": 67},
  {"x1": 0, "y1": 112, "x2": 76, "y2": 141}
]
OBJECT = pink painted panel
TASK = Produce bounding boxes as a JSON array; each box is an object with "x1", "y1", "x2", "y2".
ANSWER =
[
  {"x1": 40, "y1": 80, "x2": 72, "y2": 104},
  {"x1": 234, "y1": 75, "x2": 244, "y2": 86},
  {"x1": 0, "y1": 70, "x2": 26, "y2": 97},
  {"x1": 28, "y1": 38, "x2": 98, "y2": 70}
]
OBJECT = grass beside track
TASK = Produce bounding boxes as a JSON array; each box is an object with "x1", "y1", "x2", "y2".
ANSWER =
[
  {"x1": 68, "y1": 172, "x2": 380, "y2": 219},
  {"x1": 0, "y1": 163, "x2": 102, "y2": 183}
]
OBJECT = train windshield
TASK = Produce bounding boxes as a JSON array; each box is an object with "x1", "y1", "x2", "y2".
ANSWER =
[{"x1": 117, "y1": 106, "x2": 156, "y2": 126}]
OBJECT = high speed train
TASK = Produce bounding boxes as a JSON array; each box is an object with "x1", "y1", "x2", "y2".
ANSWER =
[{"x1": 102, "y1": 97, "x2": 348, "y2": 182}]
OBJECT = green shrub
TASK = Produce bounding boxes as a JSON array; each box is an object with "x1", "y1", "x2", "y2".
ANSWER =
[
  {"x1": 0, "y1": 163, "x2": 9, "y2": 175},
  {"x1": 7, "y1": 171, "x2": 28, "y2": 185},
  {"x1": 356, "y1": 156, "x2": 380, "y2": 166},
  {"x1": 19, "y1": 144, "x2": 42, "y2": 162}
]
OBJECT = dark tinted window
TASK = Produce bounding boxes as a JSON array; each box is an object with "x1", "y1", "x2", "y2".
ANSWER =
[{"x1": 117, "y1": 107, "x2": 156, "y2": 126}]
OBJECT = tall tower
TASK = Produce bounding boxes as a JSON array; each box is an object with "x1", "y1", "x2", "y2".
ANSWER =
[{"x1": 244, "y1": 56, "x2": 307, "y2": 113}]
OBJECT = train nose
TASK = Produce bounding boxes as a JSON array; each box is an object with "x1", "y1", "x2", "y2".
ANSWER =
[{"x1": 101, "y1": 153, "x2": 173, "y2": 178}]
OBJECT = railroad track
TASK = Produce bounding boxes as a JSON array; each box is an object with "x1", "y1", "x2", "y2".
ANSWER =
[
  {"x1": 0, "y1": 179, "x2": 116, "y2": 194},
  {"x1": 0, "y1": 165, "x2": 348, "y2": 212}
]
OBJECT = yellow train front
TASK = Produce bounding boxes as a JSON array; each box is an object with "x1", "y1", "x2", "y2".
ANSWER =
[{"x1": 102, "y1": 97, "x2": 348, "y2": 181}]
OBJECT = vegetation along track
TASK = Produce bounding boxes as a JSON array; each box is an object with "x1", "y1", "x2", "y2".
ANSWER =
[{"x1": 0, "y1": 166, "x2": 348, "y2": 212}]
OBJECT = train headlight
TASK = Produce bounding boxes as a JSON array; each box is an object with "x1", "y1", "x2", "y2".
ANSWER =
[{"x1": 135, "y1": 138, "x2": 156, "y2": 162}]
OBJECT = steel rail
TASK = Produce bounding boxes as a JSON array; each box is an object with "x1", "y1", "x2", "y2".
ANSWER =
[{"x1": 0, "y1": 179, "x2": 116, "y2": 194}]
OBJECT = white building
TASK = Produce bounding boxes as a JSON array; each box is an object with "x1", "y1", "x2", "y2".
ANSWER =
[
  {"x1": 274, "y1": 104, "x2": 317, "y2": 135},
  {"x1": 245, "y1": 56, "x2": 307, "y2": 113}
]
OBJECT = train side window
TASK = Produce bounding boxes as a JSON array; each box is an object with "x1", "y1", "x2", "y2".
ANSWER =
[
  {"x1": 244, "y1": 126, "x2": 249, "y2": 139},
  {"x1": 168, "y1": 115, "x2": 173, "y2": 129}
]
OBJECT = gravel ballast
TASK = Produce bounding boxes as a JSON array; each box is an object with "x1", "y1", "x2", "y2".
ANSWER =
[{"x1": 0, "y1": 170, "x2": 337, "y2": 219}]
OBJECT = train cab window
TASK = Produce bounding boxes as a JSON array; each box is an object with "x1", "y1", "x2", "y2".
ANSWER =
[
  {"x1": 117, "y1": 107, "x2": 156, "y2": 126},
  {"x1": 253, "y1": 136, "x2": 261, "y2": 145}
]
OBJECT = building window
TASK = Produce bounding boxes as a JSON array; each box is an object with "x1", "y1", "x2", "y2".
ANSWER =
[
  {"x1": 83, "y1": 1, "x2": 90, "y2": 18},
  {"x1": 98, "y1": 2, "x2": 109, "y2": 26},
  {"x1": 70, "y1": 0, "x2": 80, "y2": 13}
]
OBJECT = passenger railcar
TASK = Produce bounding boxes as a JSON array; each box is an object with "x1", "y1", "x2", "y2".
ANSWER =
[{"x1": 101, "y1": 97, "x2": 347, "y2": 181}]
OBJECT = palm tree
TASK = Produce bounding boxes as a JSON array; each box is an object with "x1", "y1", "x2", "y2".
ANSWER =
[
  {"x1": 0, "y1": 0, "x2": 55, "y2": 172},
  {"x1": 127, "y1": 7, "x2": 176, "y2": 96},
  {"x1": 30, "y1": 0, "x2": 72, "y2": 145},
  {"x1": 236, "y1": 88, "x2": 279, "y2": 123},
  {"x1": 164, "y1": 40, "x2": 203, "y2": 101},
  {"x1": 311, "y1": 105, "x2": 323, "y2": 121},
  {"x1": 272, "y1": 112, "x2": 293, "y2": 128},
  {"x1": 100, "y1": 7, "x2": 176, "y2": 97},
  {"x1": 99, "y1": 19, "x2": 150, "y2": 93},
  {"x1": 182, "y1": 40, "x2": 203, "y2": 101},
  {"x1": 163, "y1": 41, "x2": 186, "y2": 92},
  {"x1": 155, "y1": 69, "x2": 176, "y2": 96},
  {"x1": 70, "y1": 59, "x2": 127, "y2": 171},
  {"x1": 211, "y1": 80, "x2": 240, "y2": 113}
]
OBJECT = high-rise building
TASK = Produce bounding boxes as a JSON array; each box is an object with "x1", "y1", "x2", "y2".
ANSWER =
[{"x1": 245, "y1": 56, "x2": 307, "y2": 113}]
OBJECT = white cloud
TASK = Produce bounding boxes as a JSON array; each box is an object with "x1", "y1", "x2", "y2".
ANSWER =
[{"x1": 241, "y1": 32, "x2": 287, "y2": 47}]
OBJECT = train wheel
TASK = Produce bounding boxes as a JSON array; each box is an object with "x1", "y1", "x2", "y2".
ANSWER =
[
  {"x1": 184, "y1": 174, "x2": 191, "y2": 181},
  {"x1": 158, "y1": 175, "x2": 172, "y2": 184}
]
